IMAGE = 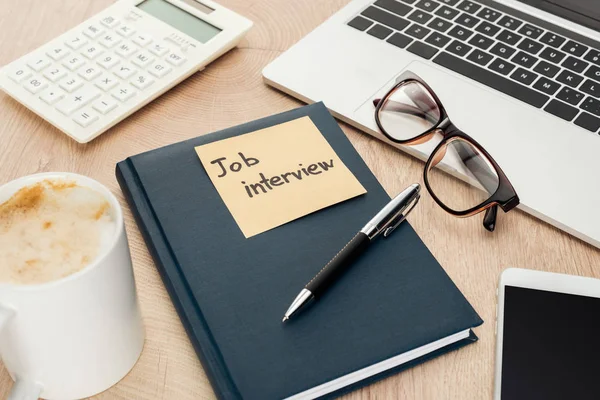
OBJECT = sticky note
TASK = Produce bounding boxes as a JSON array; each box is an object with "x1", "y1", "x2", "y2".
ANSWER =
[{"x1": 195, "y1": 116, "x2": 367, "y2": 238}]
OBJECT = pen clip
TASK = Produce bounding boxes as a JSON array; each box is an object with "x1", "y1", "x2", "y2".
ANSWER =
[{"x1": 383, "y1": 193, "x2": 421, "y2": 238}]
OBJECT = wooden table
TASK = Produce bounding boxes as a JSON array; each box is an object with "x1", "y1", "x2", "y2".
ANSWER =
[{"x1": 1, "y1": 0, "x2": 599, "y2": 399}]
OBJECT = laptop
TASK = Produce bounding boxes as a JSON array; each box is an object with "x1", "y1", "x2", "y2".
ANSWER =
[{"x1": 263, "y1": 0, "x2": 600, "y2": 249}]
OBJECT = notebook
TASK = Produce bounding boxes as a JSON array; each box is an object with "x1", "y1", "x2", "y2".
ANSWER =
[{"x1": 116, "y1": 102, "x2": 483, "y2": 400}]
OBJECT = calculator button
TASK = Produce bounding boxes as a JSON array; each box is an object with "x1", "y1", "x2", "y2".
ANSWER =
[
  {"x1": 130, "y1": 73, "x2": 154, "y2": 90},
  {"x1": 23, "y1": 77, "x2": 48, "y2": 94},
  {"x1": 99, "y1": 34, "x2": 122, "y2": 49},
  {"x1": 77, "y1": 64, "x2": 102, "y2": 81},
  {"x1": 94, "y1": 73, "x2": 118, "y2": 91},
  {"x1": 7, "y1": 67, "x2": 32, "y2": 83},
  {"x1": 131, "y1": 51, "x2": 154, "y2": 68},
  {"x1": 97, "y1": 53, "x2": 120, "y2": 69},
  {"x1": 46, "y1": 45, "x2": 70, "y2": 61},
  {"x1": 113, "y1": 62, "x2": 137, "y2": 79},
  {"x1": 73, "y1": 108, "x2": 99, "y2": 127},
  {"x1": 65, "y1": 36, "x2": 88, "y2": 50},
  {"x1": 39, "y1": 87, "x2": 66, "y2": 105},
  {"x1": 63, "y1": 55, "x2": 86, "y2": 71},
  {"x1": 55, "y1": 86, "x2": 101, "y2": 115},
  {"x1": 100, "y1": 16, "x2": 120, "y2": 28},
  {"x1": 92, "y1": 97, "x2": 118, "y2": 114},
  {"x1": 132, "y1": 34, "x2": 153, "y2": 47},
  {"x1": 81, "y1": 44, "x2": 104, "y2": 60},
  {"x1": 116, "y1": 24, "x2": 136, "y2": 38},
  {"x1": 82, "y1": 24, "x2": 105, "y2": 39},
  {"x1": 43, "y1": 66, "x2": 68, "y2": 82},
  {"x1": 165, "y1": 51, "x2": 186, "y2": 66},
  {"x1": 149, "y1": 42, "x2": 169, "y2": 57},
  {"x1": 115, "y1": 42, "x2": 138, "y2": 58},
  {"x1": 59, "y1": 76, "x2": 84, "y2": 92},
  {"x1": 148, "y1": 61, "x2": 172, "y2": 78},
  {"x1": 111, "y1": 84, "x2": 136, "y2": 102},
  {"x1": 27, "y1": 56, "x2": 52, "y2": 72}
]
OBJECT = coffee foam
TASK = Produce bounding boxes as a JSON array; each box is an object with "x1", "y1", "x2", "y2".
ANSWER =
[{"x1": 0, "y1": 179, "x2": 116, "y2": 285}]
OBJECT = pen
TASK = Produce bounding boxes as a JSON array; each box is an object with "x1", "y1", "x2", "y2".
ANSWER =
[{"x1": 282, "y1": 183, "x2": 421, "y2": 322}]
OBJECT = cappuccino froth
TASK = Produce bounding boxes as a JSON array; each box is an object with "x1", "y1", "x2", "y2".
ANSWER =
[{"x1": 0, "y1": 179, "x2": 116, "y2": 285}]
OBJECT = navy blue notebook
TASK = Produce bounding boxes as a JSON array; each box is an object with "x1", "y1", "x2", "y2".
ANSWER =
[{"x1": 116, "y1": 103, "x2": 483, "y2": 400}]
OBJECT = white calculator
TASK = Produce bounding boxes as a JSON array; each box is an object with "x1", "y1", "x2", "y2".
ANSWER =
[{"x1": 0, "y1": 0, "x2": 252, "y2": 143}]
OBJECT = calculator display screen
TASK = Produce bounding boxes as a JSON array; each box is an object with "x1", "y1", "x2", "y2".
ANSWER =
[{"x1": 137, "y1": 0, "x2": 221, "y2": 43}]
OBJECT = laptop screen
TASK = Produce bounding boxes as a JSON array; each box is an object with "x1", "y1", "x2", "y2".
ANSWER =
[{"x1": 518, "y1": 0, "x2": 600, "y2": 31}]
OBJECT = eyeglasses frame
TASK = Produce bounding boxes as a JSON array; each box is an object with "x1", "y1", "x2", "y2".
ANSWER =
[{"x1": 373, "y1": 71, "x2": 520, "y2": 231}]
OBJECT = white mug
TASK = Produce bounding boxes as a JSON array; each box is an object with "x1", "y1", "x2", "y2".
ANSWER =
[{"x1": 0, "y1": 172, "x2": 145, "y2": 399}]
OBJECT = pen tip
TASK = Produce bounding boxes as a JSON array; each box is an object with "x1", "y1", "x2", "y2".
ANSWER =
[{"x1": 282, "y1": 316, "x2": 289, "y2": 323}]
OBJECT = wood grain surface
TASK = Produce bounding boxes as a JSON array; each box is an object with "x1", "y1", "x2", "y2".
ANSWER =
[{"x1": 1, "y1": 0, "x2": 599, "y2": 399}]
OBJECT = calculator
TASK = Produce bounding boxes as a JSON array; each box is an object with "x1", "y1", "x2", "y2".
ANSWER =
[{"x1": 0, "y1": 0, "x2": 252, "y2": 143}]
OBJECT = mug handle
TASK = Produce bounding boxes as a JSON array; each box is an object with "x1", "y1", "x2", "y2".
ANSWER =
[{"x1": 0, "y1": 305, "x2": 43, "y2": 400}]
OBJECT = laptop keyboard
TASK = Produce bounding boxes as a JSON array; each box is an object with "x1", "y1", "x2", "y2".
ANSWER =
[{"x1": 348, "y1": 0, "x2": 600, "y2": 134}]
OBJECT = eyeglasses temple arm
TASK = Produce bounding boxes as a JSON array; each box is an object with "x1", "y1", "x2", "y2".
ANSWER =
[{"x1": 483, "y1": 205, "x2": 498, "y2": 232}]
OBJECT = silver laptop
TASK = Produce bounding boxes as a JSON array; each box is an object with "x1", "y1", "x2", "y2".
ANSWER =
[{"x1": 263, "y1": 0, "x2": 600, "y2": 248}]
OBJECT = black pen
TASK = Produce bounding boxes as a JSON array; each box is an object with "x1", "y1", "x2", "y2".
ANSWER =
[{"x1": 282, "y1": 183, "x2": 421, "y2": 322}]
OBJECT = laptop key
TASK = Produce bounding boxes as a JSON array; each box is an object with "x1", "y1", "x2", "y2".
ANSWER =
[
  {"x1": 448, "y1": 25, "x2": 473, "y2": 41},
  {"x1": 584, "y1": 65, "x2": 600, "y2": 83},
  {"x1": 408, "y1": 10, "x2": 434, "y2": 24},
  {"x1": 455, "y1": 13, "x2": 480, "y2": 28},
  {"x1": 544, "y1": 99, "x2": 578, "y2": 121},
  {"x1": 580, "y1": 80, "x2": 600, "y2": 98},
  {"x1": 518, "y1": 24, "x2": 544, "y2": 39},
  {"x1": 367, "y1": 24, "x2": 394, "y2": 39},
  {"x1": 362, "y1": 7, "x2": 410, "y2": 31},
  {"x1": 562, "y1": 56, "x2": 589, "y2": 74},
  {"x1": 467, "y1": 49, "x2": 493, "y2": 66},
  {"x1": 447, "y1": 40, "x2": 472, "y2": 57},
  {"x1": 556, "y1": 87, "x2": 585, "y2": 106},
  {"x1": 401, "y1": 0, "x2": 418, "y2": 3},
  {"x1": 539, "y1": 32, "x2": 566, "y2": 48},
  {"x1": 497, "y1": 16, "x2": 522, "y2": 31},
  {"x1": 406, "y1": 24, "x2": 432, "y2": 39},
  {"x1": 556, "y1": 70, "x2": 583, "y2": 88},
  {"x1": 475, "y1": 21, "x2": 501, "y2": 37},
  {"x1": 428, "y1": 17, "x2": 453, "y2": 32},
  {"x1": 477, "y1": 8, "x2": 501, "y2": 22},
  {"x1": 387, "y1": 32, "x2": 413, "y2": 48},
  {"x1": 425, "y1": 31, "x2": 451, "y2": 47},
  {"x1": 439, "y1": 0, "x2": 459, "y2": 5},
  {"x1": 533, "y1": 61, "x2": 560, "y2": 78},
  {"x1": 469, "y1": 34, "x2": 494, "y2": 50},
  {"x1": 490, "y1": 42, "x2": 516, "y2": 59},
  {"x1": 497, "y1": 30, "x2": 522, "y2": 46},
  {"x1": 407, "y1": 41, "x2": 439, "y2": 59},
  {"x1": 574, "y1": 112, "x2": 600, "y2": 132},
  {"x1": 539, "y1": 47, "x2": 566, "y2": 64},
  {"x1": 375, "y1": 0, "x2": 412, "y2": 16},
  {"x1": 581, "y1": 96, "x2": 600, "y2": 116},
  {"x1": 433, "y1": 52, "x2": 549, "y2": 107},
  {"x1": 512, "y1": 51, "x2": 538, "y2": 68},
  {"x1": 456, "y1": 1, "x2": 481, "y2": 14},
  {"x1": 415, "y1": 0, "x2": 440, "y2": 12},
  {"x1": 533, "y1": 77, "x2": 561, "y2": 95},
  {"x1": 348, "y1": 16, "x2": 373, "y2": 31},
  {"x1": 510, "y1": 68, "x2": 538, "y2": 85},
  {"x1": 435, "y1": 5, "x2": 459, "y2": 20},
  {"x1": 517, "y1": 38, "x2": 543, "y2": 55},
  {"x1": 584, "y1": 50, "x2": 600, "y2": 66},
  {"x1": 489, "y1": 58, "x2": 516, "y2": 75},
  {"x1": 562, "y1": 40, "x2": 588, "y2": 57}
]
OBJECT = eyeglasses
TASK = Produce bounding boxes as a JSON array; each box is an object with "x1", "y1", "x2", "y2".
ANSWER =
[{"x1": 373, "y1": 72, "x2": 519, "y2": 232}]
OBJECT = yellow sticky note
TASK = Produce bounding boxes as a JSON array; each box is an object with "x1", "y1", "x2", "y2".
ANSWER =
[{"x1": 195, "y1": 116, "x2": 367, "y2": 238}]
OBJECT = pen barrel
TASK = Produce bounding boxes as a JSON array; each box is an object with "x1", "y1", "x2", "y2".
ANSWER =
[{"x1": 306, "y1": 232, "x2": 370, "y2": 298}]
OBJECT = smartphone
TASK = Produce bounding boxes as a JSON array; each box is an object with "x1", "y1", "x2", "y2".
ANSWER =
[{"x1": 494, "y1": 268, "x2": 600, "y2": 400}]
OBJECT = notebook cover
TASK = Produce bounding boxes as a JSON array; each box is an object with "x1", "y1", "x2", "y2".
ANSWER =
[{"x1": 116, "y1": 102, "x2": 483, "y2": 400}]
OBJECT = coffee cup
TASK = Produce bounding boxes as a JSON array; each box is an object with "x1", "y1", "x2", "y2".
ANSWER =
[{"x1": 0, "y1": 172, "x2": 145, "y2": 399}]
